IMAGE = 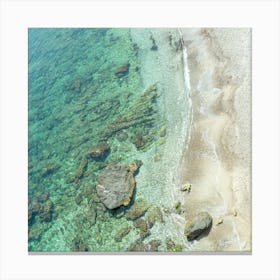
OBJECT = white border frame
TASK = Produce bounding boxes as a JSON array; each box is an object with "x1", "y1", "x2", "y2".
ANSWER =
[{"x1": 1, "y1": 0, "x2": 279, "y2": 279}]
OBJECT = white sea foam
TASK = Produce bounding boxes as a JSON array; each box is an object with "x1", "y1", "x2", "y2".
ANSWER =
[{"x1": 177, "y1": 28, "x2": 193, "y2": 182}]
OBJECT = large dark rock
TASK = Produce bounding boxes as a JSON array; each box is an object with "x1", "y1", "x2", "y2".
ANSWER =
[
  {"x1": 184, "y1": 212, "x2": 213, "y2": 241},
  {"x1": 96, "y1": 164, "x2": 136, "y2": 209}
]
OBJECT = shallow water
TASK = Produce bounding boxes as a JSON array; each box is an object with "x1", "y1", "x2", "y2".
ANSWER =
[{"x1": 28, "y1": 28, "x2": 191, "y2": 252}]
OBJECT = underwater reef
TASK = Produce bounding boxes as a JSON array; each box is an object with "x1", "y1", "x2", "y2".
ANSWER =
[{"x1": 28, "y1": 28, "x2": 168, "y2": 252}]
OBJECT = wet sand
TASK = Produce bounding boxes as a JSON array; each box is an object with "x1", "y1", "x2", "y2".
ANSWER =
[{"x1": 179, "y1": 28, "x2": 251, "y2": 251}]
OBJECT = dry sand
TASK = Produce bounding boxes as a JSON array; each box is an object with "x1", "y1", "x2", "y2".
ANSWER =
[{"x1": 179, "y1": 28, "x2": 251, "y2": 251}]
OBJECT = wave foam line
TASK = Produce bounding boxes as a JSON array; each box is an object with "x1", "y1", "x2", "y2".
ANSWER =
[{"x1": 177, "y1": 28, "x2": 193, "y2": 153}]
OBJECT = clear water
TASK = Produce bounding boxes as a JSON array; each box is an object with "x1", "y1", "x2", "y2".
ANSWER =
[{"x1": 28, "y1": 28, "x2": 191, "y2": 252}]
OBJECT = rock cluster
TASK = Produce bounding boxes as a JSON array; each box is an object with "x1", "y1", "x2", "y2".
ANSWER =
[
  {"x1": 133, "y1": 218, "x2": 150, "y2": 239},
  {"x1": 71, "y1": 236, "x2": 89, "y2": 252},
  {"x1": 42, "y1": 164, "x2": 59, "y2": 177},
  {"x1": 131, "y1": 132, "x2": 147, "y2": 150}
]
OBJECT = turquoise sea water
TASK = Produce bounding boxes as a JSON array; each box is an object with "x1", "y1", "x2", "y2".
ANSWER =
[{"x1": 28, "y1": 28, "x2": 190, "y2": 252}]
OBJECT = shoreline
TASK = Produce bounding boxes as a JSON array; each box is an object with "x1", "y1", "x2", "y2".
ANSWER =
[
  {"x1": 180, "y1": 28, "x2": 251, "y2": 251},
  {"x1": 130, "y1": 28, "x2": 192, "y2": 246}
]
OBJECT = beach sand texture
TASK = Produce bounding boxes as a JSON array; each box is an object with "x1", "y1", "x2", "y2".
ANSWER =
[{"x1": 179, "y1": 28, "x2": 251, "y2": 251}]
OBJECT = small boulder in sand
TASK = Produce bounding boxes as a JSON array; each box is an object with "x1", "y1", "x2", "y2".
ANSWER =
[
  {"x1": 181, "y1": 183, "x2": 191, "y2": 193},
  {"x1": 216, "y1": 217, "x2": 223, "y2": 225},
  {"x1": 184, "y1": 212, "x2": 213, "y2": 241}
]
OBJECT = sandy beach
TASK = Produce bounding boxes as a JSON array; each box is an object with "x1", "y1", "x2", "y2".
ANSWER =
[
  {"x1": 179, "y1": 28, "x2": 251, "y2": 251},
  {"x1": 129, "y1": 28, "x2": 251, "y2": 251}
]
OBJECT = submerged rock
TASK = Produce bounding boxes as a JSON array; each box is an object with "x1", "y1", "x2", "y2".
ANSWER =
[
  {"x1": 96, "y1": 163, "x2": 137, "y2": 209},
  {"x1": 114, "y1": 226, "x2": 131, "y2": 242},
  {"x1": 75, "y1": 193, "x2": 83, "y2": 205},
  {"x1": 134, "y1": 218, "x2": 150, "y2": 239},
  {"x1": 127, "y1": 238, "x2": 161, "y2": 252},
  {"x1": 71, "y1": 236, "x2": 89, "y2": 252},
  {"x1": 28, "y1": 222, "x2": 47, "y2": 241},
  {"x1": 88, "y1": 142, "x2": 110, "y2": 159},
  {"x1": 36, "y1": 191, "x2": 49, "y2": 203},
  {"x1": 116, "y1": 131, "x2": 128, "y2": 141},
  {"x1": 115, "y1": 63, "x2": 130, "y2": 78},
  {"x1": 133, "y1": 218, "x2": 148, "y2": 232},
  {"x1": 166, "y1": 238, "x2": 183, "y2": 252},
  {"x1": 28, "y1": 192, "x2": 54, "y2": 225},
  {"x1": 74, "y1": 157, "x2": 88, "y2": 181},
  {"x1": 28, "y1": 198, "x2": 41, "y2": 225},
  {"x1": 85, "y1": 204, "x2": 97, "y2": 226},
  {"x1": 38, "y1": 199, "x2": 54, "y2": 222},
  {"x1": 166, "y1": 238, "x2": 176, "y2": 250},
  {"x1": 126, "y1": 160, "x2": 142, "y2": 174},
  {"x1": 146, "y1": 206, "x2": 163, "y2": 228},
  {"x1": 125, "y1": 199, "x2": 149, "y2": 220},
  {"x1": 184, "y1": 212, "x2": 213, "y2": 241}
]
